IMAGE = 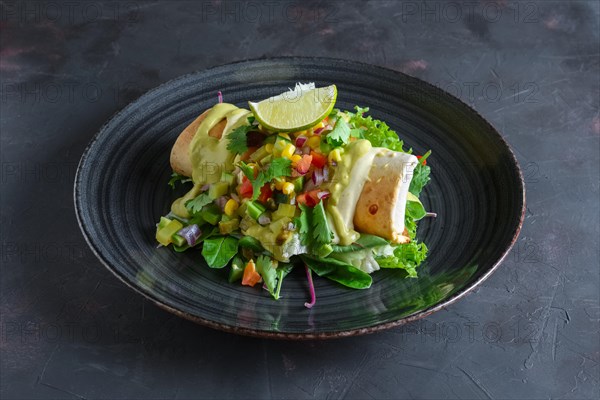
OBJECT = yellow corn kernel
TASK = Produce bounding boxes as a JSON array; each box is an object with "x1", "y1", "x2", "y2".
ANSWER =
[
  {"x1": 314, "y1": 121, "x2": 325, "y2": 129},
  {"x1": 307, "y1": 136, "x2": 321, "y2": 149},
  {"x1": 224, "y1": 199, "x2": 239, "y2": 216},
  {"x1": 329, "y1": 148, "x2": 342, "y2": 163},
  {"x1": 282, "y1": 182, "x2": 295, "y2": 195},
  {"x1": 281, "y1": 143, "x2": 296, "y2": 159},
  {"x1": 274, "y1": 177, "x2": 286, "y2": 191},
  {"x1": 291, "y1": 154, "x2": 302, "y2": 165},
  {"x1": 265, "y1": 143, "x2": 274, "y2": 153}
]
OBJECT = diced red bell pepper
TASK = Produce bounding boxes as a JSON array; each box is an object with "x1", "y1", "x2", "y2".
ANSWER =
[
  {"x1": 257, "y1": 184, "x2": 273, "y2": 204},
  {"x1": 239, "y1": 178, "x2": 253, "y2": 198},
  {"x1": 295, "y1": 154, "x2": 313, "y2": 175},
  {"x1": 296, "y1": 190, "x2": 320, "y2": 207},
  {"x1": 310, "y1": 151, "x2": 327, "y2": 168}
]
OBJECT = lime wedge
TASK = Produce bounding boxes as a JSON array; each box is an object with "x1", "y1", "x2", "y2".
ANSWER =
[{"x1": 249, "y1": 83, "x2": 337, "y2": 132}]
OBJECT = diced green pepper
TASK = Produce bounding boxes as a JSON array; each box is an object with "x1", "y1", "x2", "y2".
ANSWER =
[
  {"x1": 258, "y1": 154, "x2": 272, "y2": 166},
  {"x1": 171, "y1": 234, "x2": 186, "y2": 247},
  {"x1": 200, "y1": 203, "x2": 221, "y2": 225},
  {"x1": 156, "y1": 219, "x2": 183, "y2": 246},
  {"x1": 250, "y1": 146, "x2": 269, "y2": 162},
  {"x1": 273, "y1": 192, "x2": 289, "y2": 204},
  {"x1": 157, "y1": 216, "x2": 171, "y2": 230},
  {"x1": 315, "y1": 243, "x2": 333, "y2": 258},
  {"x1": 272, "y1": 204, "x2": 296, "y2": 220},
  {"x1": 246, "y1": 201, "x2": 266, "y2": 221},
  {"x1": 228, "y1": 256, "x2": 245, "y2": 283},
  {"x1": 219, "y1": 218, "x2": 240, "y2": 235},
  {"x1": 292, "y1": 176, "x2": 304, "y2": 193},
  {"x1": 269, "y1": 217, "x2": 291, "y2": 235},
  {"x1": 209, "y1": 181, "x2": 230, "y2": 199}
]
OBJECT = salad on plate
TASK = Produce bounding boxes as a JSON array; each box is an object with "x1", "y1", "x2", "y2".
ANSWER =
[{"x1": 156, "y1": 83, "x2": 433, "y2": 307}]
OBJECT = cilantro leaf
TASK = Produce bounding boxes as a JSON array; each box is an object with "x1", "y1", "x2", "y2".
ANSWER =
[
  {"x1": 326, "y1": 117, "x2": 351, "y2": 147},
  {"x1": 266, "y1": 157, "x2": 292, "y2": 179},
  {"x1": 185, "y1": 192, "x2": 213, "y2": 215},
  {"x1": 255, "y1": 255, "x2": 278, "y2": 298},
  {"x1": 295, "y1": 201, "x2": 333, "y2": 251},
  {"x1": 312, "y1": 201, "x2": 333, "y2": 245},
  {"x1": 295, "y1": 204, "x2": 311, "y2": 246},
  {"x1": 168, "y1": 172, "x2": 191, "y2": 189},
  {"x1": 227, "y1": 125, "x2": 252, "y2": 155}
]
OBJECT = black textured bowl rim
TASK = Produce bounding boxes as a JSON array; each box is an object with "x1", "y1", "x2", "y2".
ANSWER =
[{"x1": 74, "y1": 56, "x2": 526, "y2": 340}]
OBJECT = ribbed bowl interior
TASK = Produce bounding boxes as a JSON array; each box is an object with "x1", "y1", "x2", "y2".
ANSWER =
[{"x1": 74, "y1": 58, "x2": 525, "y2": 338}]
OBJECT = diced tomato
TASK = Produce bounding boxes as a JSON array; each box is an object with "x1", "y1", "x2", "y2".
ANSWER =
[
  {"x1": 296, "y1": 193, "x2": 308, "y2": 206},
  {"x1": 417, "y1": 155, "x2": 427, "y2": 166},
  {"x1": 242, "y1": 260, "x2": 262, "y2": 287},
  {"x1": 257, "y1": 184, "x2": 273, "y2": 204},
  {"x1": 296, "y1": 190, "x2": 320, "y2": 207},
  {"x1": 306, "y1": 190, "x2": 321, "y2": 207},
  {"x1": 295, "y1": 154, "x2": 313, "y2": 175},
  {"x1": 239, "y1": 179, "x2": 253, "y2": 198},
  {"x1": 310, "y1": 151, "x2": 327, "y2": 168}
]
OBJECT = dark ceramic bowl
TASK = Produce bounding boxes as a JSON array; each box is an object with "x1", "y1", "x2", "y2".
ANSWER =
[{"x1": 74, "y1": 57, "x2": 525, "y2": 339}]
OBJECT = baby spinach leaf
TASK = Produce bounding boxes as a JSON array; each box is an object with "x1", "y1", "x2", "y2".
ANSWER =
[{"x1": 202, "y1": 236, "x2": 239, "y2": 268}]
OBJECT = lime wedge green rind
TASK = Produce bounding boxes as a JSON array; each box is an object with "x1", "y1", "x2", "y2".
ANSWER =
[{"x1": 249, "y1": 84, "x2": 337, "y2": 132}]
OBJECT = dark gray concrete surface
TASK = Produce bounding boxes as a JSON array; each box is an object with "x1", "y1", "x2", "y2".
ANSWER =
[{"x1": 1, "y1": 1, "x2": 599, "y2": 399}]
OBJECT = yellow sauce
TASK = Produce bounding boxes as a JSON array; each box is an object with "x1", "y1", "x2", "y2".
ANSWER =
[
  {"x1": 189, "y1": 103, "x2": 250, "y2": 185},
  {"x1": 170, "y1": 103, "x2": 250, "y2": 218},
  {"x1": 326, "y1": 139, "x2": 380, "y2": 245}
]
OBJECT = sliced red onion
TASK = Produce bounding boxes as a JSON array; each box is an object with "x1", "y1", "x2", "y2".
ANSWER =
[
  {"x1": 313, "y1": 127, "x2": 325, "y2": 135},
  {"x1": 302, "y1": 146, "x2": 311, "y2": 155},
  {"x1": 215, "y1": 196, "x2": 229, "y2": 211},
  {"x1": 230, "y1": 193, "x2": 240, "y2": 203},
  {"x1": 295, "y1": 135, "x2": 307, "y2": 147},
  {"x1": 290, "y1": 197, "x2": 297, "y2": 205},
  {"x1": 287, "y1": 222, "x2": 295, "y2": 230},
  {"x1": 217, "y1": 91, "x2": 223, "y2": 103},
  {"x1": 312, "y1": 168, "x2": 324, "y2": 185},
  {"x1": 330, "y1": 161, "x2": 337, "y2": 166},
  {"x1": 201, "y1": 184, "x2": 211, "y2": 192},
  {"x1": 258, "y1": 214, "x2": 271, "y2": 225},
  {"x1": 304, "y1": 264, "x2": 316, "y2": 309},
  {"x1": 316, "y1": 190, "x2": 330, "y2": 199},
  {"x1": 178, "y1": 224, "x2": 202, "y2": 246},
  {"x1": 322, "y1": 166, "x2": 330, "y2": 182},
  {"x1": 294, "y1": 147, "x2": 303, "y2": 155}
]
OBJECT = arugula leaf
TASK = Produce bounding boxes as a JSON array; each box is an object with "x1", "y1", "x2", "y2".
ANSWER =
[
  {"x1": 301, "y1": 255, "x2": 372, "y2": 289},
  {"x1": 201, "y1": 236, "x2": 239, "y2": 268},
  {"x1": 185, "y1": 193, "x2": 213, "y2": 215},
  {"x1": 326, "y1": 117, "x2": 351, "y2": 147},
  {"x1": 255, "y1": 255, "x2": 278, "y2": 298},
  {"x1": 330, "y1": 234, "x2": 389, "y2": 253},
  {"x1": 227, "y1": 125, "x2": 253, "y2": 155},
  {"x1": 168, "y1": 172, "x2": 191, "y2": 189},
  {"x1": 312, "y1": 201, "x2": 333, "y2": 245}
]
